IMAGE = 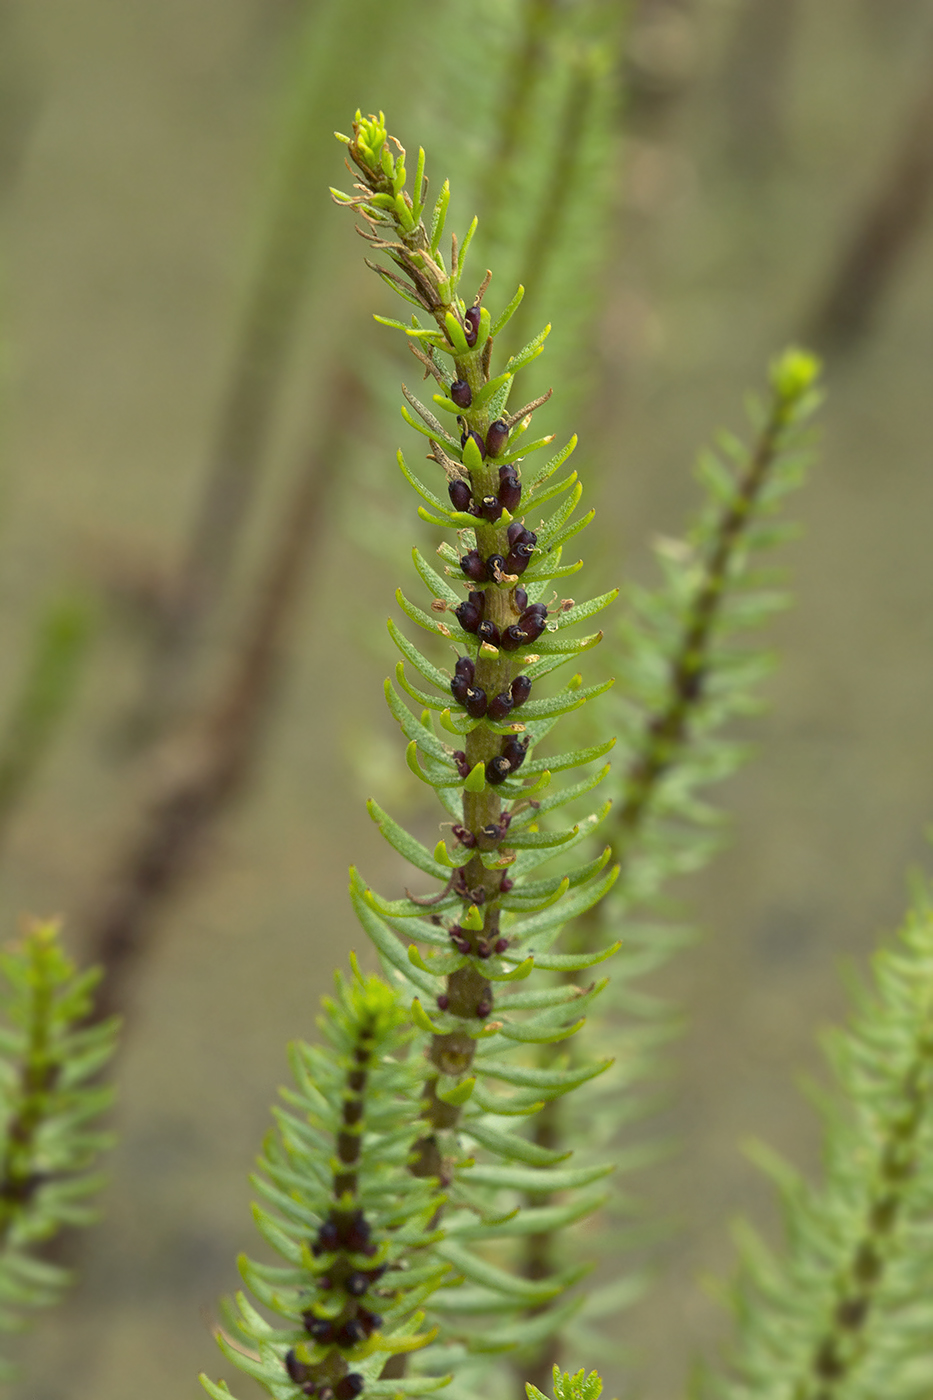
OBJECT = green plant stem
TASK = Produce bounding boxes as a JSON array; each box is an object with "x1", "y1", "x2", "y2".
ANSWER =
[
  {"x1": 0, "y1": 937, "x2": 55, "y2": 1243},
  {"x1": 479, "y1": 0, "x2": 560, "y2": 248},
  {"x1": 514, "y1": 369, "x2": 811, "y2": 1392},
  {"x1": 609, "y1": 393, "x2": 792, "y2": 862},
  {"x1": 0, "y1": 599, "x2": 90, "y2": 857},
  {"x1": 505, "y1": 55, "x2": 597, "y2": 357},
  {"x1": 800, "y1": 1038, "x2": 932, "y2": 1399}
]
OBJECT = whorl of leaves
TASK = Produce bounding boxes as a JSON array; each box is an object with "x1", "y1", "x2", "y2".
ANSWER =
[
  {"x1": 715, "y1": 878, "x2": 933, "y2": 1400},
  {"x1": 501, "y1": 353, "x2": 822, "y2": 1381},
  {"x1": 200, "y1": 965, "x2": 450, "y2": 1400},
  {"x1": 0, "y1": 921, "x2": 117, "y2": 1373},
  {"x1": 333, "y1": 111, "x2": 619, "y2": 1361}
]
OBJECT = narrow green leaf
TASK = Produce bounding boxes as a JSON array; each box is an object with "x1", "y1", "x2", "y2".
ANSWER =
[
  {"x1": 523, "y1": 942, "x2": 622, "y2": 972},
  {"x1": 430, "y1": 180, "x2": 450, "y2": 256},
  {"x1": 435, "y1": 1239, "x2": 567, "y2": 1303},
  {"x1": 489, "y1": 284, "x2": 524, "y2": 338},
  {"x1": 519, "y1": 736, "x2": 615, "y2": 779},
  {"x1": 478, "y1": 1057, "x2": 612, "y2": 1093},
  {"x1": 497, "y1": 1015, "x2": 586, "y2": 1044},
  {"x1": 348, "y1": 878, "x2": 437, "y2": 997},
  {"x1": 367, "y1": 799, "x2": 450, "y2": 879},
  {"x1": 506, "y1": 323, "x2": 551, "y2": 373},
  {"x1": 551, "y1": 590, "x2": 619, "y2": 631},
  {"x1": 523, "y1": 630, "x2": 604, "y2": 659},
  {"x1": 396, "y1": 451, "x2": 449, "y2": 513},
  {"x1": 484, "y1": 955, "x2": 535, "y2": 983},
  {"x1": 464, "y1": 762, "x2": 486, "y2": 793},
  {"x1": 461, "y1": 1119, "x2": 571, "y2": 1166},
  {"x1": 526, "y1": 436, "x2": 579, "y2": 495},
  {"x1": 387, "y1": 618, "x2": 450, "y2": 691},
  {"x1": 383, "y1": 679, "x2": 455, "y2": 766},
  {"x1": 395, "y1": 588, "x2": 455, "y2": 641},
  {"x1": 412, "y1": 548, "x2": 462, "y2": 606}
]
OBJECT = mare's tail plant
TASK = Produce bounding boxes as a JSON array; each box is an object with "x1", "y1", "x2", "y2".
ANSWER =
[
  {"x1": 517, "y1": 350, "x2": 823, "y2": 1380},
  {"x1": 334, "y1": 111, "x2": 624, "y2": 1353},
  {"x1": 0, "y1": 921, "x2": 117, "y2": 1373},
  {"x1": 713, "y1": 875, "x2": 933, "y2": 1400},
  {"x1": 200, "y1": 966, "x2": 450, "y2": 1400},
  {"x1": 202, "y1": 108, "x2": 622, "y2": 1400}
]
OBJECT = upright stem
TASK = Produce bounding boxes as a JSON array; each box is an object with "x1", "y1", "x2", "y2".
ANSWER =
[
  {"x1": 516, "y1": 380, "x2": 807, "y2": 1394},
  {"x1": 804, "y1": 43, "x2": 933, "y2": 353},
  {"x1": 82, "y1": 369, "x2": 358, "y2": 1026},
  {"x1": 0, "y1": 938, "x2": 55, "y2": 1244},
  {"x1": 479, "y1": 0, "x2": 560, "y2": 248}
]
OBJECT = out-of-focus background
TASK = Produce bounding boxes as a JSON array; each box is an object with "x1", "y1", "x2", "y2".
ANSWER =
[{"x1": 1, "y1": 1, "x2": 932, "y2": 1396}]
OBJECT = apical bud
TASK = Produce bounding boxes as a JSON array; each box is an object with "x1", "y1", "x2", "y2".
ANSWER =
[
  {"x1": 510, "y1": 674, "x2": 532, "y2": 707},
  {"x1": 485, "y1": 419, "x2": 510, "y2": 458},
  {"x1": 450, "y1": 378, "x2": 472, "y2": 408}
]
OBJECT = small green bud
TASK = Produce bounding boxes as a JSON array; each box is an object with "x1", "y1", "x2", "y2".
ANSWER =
[{"x1": 770, "y1": 346, "x2": 822, "y2": 402}]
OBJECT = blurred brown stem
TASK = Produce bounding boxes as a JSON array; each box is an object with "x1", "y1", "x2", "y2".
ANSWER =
[
  {"x1": 134, "y1": 168, "x2": 324, "y2": 741},
  {"x1": 81, "y1": 369, "x2": 359, "y2": 1027},
  {"x1": 479, "y1": 0, "x2": 559, "y2": 248},
  {"x1": 805, "y1": 54, "x2": 933, "y2": 353}
]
